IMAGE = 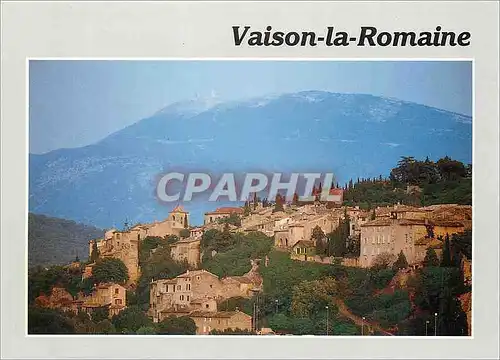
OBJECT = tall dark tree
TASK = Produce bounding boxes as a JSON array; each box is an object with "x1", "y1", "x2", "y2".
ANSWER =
[
  {"x1": 441, "y1": 234, "x2": 452, "y2": 267},
  {"x1": 423, "y1": 247, "x2": 440, "y2": 267},
  {"x1": 392, "y1": 250, "x2": 409, "y2": 270},
  {"x1": 90, "y1": 241, "x2": 99, "y2": 263},
  {"x1": 311, "y1": 225, "x2": 325, "y2": 244},
  {"x1": 273, "y1": 193, "x2": 284, "y2": 213}
]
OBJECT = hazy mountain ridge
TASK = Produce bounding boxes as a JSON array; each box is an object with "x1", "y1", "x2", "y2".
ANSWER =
[
  {"x1": 28, "y1": 212, "x2": 103, "y2": 268},
  {"x1": 29, "y1": 91, "x2": 472, "y2": 228}
]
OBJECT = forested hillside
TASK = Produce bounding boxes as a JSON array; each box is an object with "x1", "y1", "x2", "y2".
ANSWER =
[{"x1": 28, "y1": 213, "x2": 103, "y2": 268}]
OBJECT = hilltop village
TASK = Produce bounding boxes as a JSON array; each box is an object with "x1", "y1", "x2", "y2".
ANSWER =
[
  {"x1": 28, "y1": 156, "x2": 473, "y2": 336},
  {"x1": 31, "y1": 195, "x2": 472, "y2": 335}
]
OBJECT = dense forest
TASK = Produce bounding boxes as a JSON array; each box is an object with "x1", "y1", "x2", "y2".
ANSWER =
[
  {"x1": 342, "y1": 156, "x2": 472, "y2": 209},
  {"x1": 28, "y1": 213, "x2": 103, "y2": 268}
]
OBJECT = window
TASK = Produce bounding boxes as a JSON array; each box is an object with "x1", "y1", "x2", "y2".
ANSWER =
[
  {"x1": 177, "y1": 285, "x2": 181, "y2": 290},
  {"x1": 115, "y1": 288, "x2": 119, "y2": 294},
  {"x1": 210, "y1": 284, "x2": 213, "y2": 288},
  {"x1": 197, "y1": 276, "x2": 200, "y2": 280},
  {"x1": 382, "y1": 235, "x2": 385, "y2": 244},
  {"x1": 180, "y1": 295, "x2": 184, "y2": 301},
  {"x1": 206, "y1": 304, "x2": 209, "y2": 309},
  {"x1": 115, "y1": 299, "x2": 122, "y2": 305},
  {"x1": 187, "y1": 295, "x2": 190, "y2": 301}
]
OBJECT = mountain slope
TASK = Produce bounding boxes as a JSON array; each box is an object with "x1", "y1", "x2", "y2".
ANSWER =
[
  {"x1": 28, "y1": 213, "x2": 103, "y2": 268},
  {"x1": 29, "y1": 91, "x2": 472, "y2": 228}
]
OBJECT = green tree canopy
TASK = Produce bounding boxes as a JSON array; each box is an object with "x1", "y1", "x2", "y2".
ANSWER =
[
  {"x1": 156, "y1": 316, "x2": 197, "y2": 335},
  {"x1": 91, "y1": 258, "x2": 129, "y2": 285},
  {"x1": 111, "y1": 306, "x2": 153, "y2": 333},
  {"x1": 179, "y1": 228, "x2": 191, "y2": 238},
  {"x1": 28, "y1": 307, "x2": 75, "y2": 334},
  {"x1": 423, "y1": 247, "x2": 440, "y2": 267},
  {"x1": 136, "y1": 326, "x2": 157, "y2": 335}
]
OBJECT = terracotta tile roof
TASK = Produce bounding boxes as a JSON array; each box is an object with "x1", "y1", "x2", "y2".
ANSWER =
[
  {"x1": 174, "y1": 237, "x2": 201, "y2": 245},
  {"x1": 177, "y1": 269, "x2": 218, "y2": 279},
  {"x1": 160, "y1": 307, "x2": 191, "y2": 314},
  {"x1": 205, "y1": 207, "x2": 244, "y2": 215},
  {"x1": 398, "y1": 219, "x2": 428, "y2": 226},
  {"x1": 188, "y1": 310, "x2": 251, "y2": 319},
  {"x1": 392, "y1": 205, "x2": 430, "y2": 213},
  {"x1": 432, "y1": 220, "x2": 465, "y2": 227},
  {"x1": 292, "y1": 240, "x2": 315, "y2": 248},
  {"x1": 96, "y1": 282, "x2": 124, "y2": 290},
  {"x1": 329, "y1": 188, "x2": 344, "y2": 196},
  {"x1": 361, "y1": 218, "x2": 393, "y2": 227},
  {"x1": 415, "y1": 237, "x2": 443, "y2": 248}
]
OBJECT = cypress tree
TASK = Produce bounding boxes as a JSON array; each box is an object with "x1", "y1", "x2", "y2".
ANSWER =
[
  {"x1": 393, "y1": 250, "x2": 409, "y2": 270},
  {"x1": 441, "y1": 234, "x2": 452, "y2": 267},
  {"x1": 90, "y1": 241, "x2": 99, "y2": 263},
  {"x1": 423, "y1": 247, "x2": 440, "y2": 267}
]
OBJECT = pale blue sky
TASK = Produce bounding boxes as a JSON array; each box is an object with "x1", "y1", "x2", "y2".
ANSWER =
[{"x1": 29, "y1": 60, "x2": 472, "y2": 154}]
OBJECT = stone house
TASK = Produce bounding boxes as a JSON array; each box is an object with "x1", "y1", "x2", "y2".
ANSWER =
[
  {"x1": 346, "y1": 208, "x2": 370, "y2": 237},
  {"x1": 88, "y1": 207, "x2": 190, "y2": 284},
  {"x1": 360, "y1": 214, "x2": 466, "y2": 268},
  {"x1": 274, "y1": 213, "x2": 338, "y2": 250},
  {"x1": 189, "y1": 310, "x2": 252, "y2": 334},
  {"x1": 149, "y1": 269, "x2": 256, "y2": 323},
  {"x1": 291, "y1": 240, "x2": 316, "y2": 258},
  {"x1": 170, "y1": 238, "x2": 201, "y2": 268},
  {"x1": 79, "y1": 283, "x2": 127, "y2": 318},
  {"x1": 414, "y1": 237, "x2": 444, "y2": 264},
  {"x1": 190, "y1": 227, "x2": 204, "y2": 239},
  {"x1": 204, "y1": 207, "x2": 244, "y2": 225},
  {"x1": 359, "y1": 218, "x2": 429, "y2": 268}
]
